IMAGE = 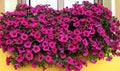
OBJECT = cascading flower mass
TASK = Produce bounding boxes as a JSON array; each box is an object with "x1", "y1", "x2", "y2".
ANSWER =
[{"x1": 0, "y1": 1, "x2": 120, "y2": 71}]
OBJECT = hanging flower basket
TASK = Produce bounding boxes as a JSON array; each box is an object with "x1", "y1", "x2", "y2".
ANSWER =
[{"x1": 0, "y1": 1, "x2": 120, "y2": 71}]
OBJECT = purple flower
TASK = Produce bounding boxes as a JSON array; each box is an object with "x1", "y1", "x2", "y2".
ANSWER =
[
  {"x1": 72, "y1": 37, "x2": 79, "y2": 44},
  {"x1": 6, "y1": 56, "x2": 12, "y2": 66},
  {"x1": 43, "y1": 46, "x2": 50, "y2": 51},
  {"x1": 85, "y1": 10, "x2": 92, "y2": 16},
  {"x1": 38, "y1": 54, "x2": 44, "y2": 62},
  {"x1": 67, "y1": 56, "x2": 73, "y2": 65},
  {"x1": 32, "y1": 61, "x2": 37, "y2": 68},
  {"x1": 7, "y1": 47, "x2": 15, "y2": 53},
  {"x1": 21, "y1": 20, "x2": 29, "y2": 28},
  {"x1": 73, "y1": 22, "x2": 79, "y2": 27},
  {"x1": 17, "y1": 47, "x2": 25, "y2": 54},
  {"x1": 14, "y1": 64, "x2": 20, "y2": 70},
  {"x1": 32, "y1": 45, "x2": 40, "y2": 53},
  {"x1": 68, "y1": 44, "x2": 75, "y2": 51},
  {"x1": 61, "y1": 35, "x2": 68, "y2": 43},
  {"x1": 24, "y1": 41, "x2": 32, "y2": 48},
  {"x1": 82, "y1": 38, "x2": 89, "y2": 47},
  {"x1": 74, "y1": 29, "x2": 81, "y2": 36},
  {"x1": 83, "y1": 30, "x2": 90, "y2": 37},
  {"x1": 49, "y1": 41, "x2": 56, "y2": 48},
  {"x1": 17, "y1": 38, "x2": 23, "y2": 44},
  {"x1": 34, "y1": 32, "x2": 41, "y2": 39},
  {"x1": 91, "y1": 59, "x2": 97, "y2": 64},
  {"x1": 37, "y1": 37, "x2": 44, "y2": 43},
  {"x1": 95, "y1": 45, "x2": 103, "y2": 50},
  {"x1": 21, "y1": 33, "x2": 28, "y2": 41},
  {"x1": 60, "y1": 53, "x2": 66, "y2": 59},
  {"x1": 63, "y1": 17, "x2": 70, "y2": 22},
  {"x1": 6, "y1": 39, "x2": 13, "y2": 45},
  {"x1": 51, "y1": 48, "x2": 57, "y2": 54},
  {"x1": 45, "y1": 55, "x2": 53, "y2": 63},
  {"x1": 15, "y1": 55, "x2": 24, "y2": 63},
  {"x1": 106, "y1": 56, "x2": 112, "y2": 61},
  {"x1": 25, "y1": 53, "x2": 33, "y2": 61},
  {"x1": 75, "y1": 62, "x2": 82, "y2": 70},
  {"x1": 110, "y1": 27, "x2": 118, "y2": 32},
  {"x1": 83, "y1": 48, "x2": 89, "y2": 57},
  {"x1": 98, "y1": 52, "x2": 104, "y2": 59},
  {"x1": 57, "y1": 61, "x2": 63, "y2": 67},
  {"x1": 42, "y1": 40, "x2": 48, "y2": 47},
  {"x1": 65, "y1": 66, "x2": 72, "y2": 71}
]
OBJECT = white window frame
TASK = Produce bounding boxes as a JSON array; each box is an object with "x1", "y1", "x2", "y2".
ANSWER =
[{"x1": 25, "y1": 0, "x2": 95, "y2": 10}]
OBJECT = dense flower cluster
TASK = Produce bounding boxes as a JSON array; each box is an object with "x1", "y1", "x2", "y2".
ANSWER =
[{"x1": 0, "y1": 1, "x2": 120, "y2": 71}]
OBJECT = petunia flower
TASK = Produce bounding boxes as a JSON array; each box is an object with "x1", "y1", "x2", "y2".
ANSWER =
[
  {"x1": 38, "y1": 54, "x2": 44, "y2": 62},
  {"x1": 15, "y1": 55, "x2": 24, "y2": 63},
  {"x1": 25, "y1": 53, "x2": 33, "y2": 61},
  {"x1": 98, "y1": 52, "x2": 104, "y2": 59},
  {"x1": 24, "y1": 41, "x2": 32, "y2": 48},
  {"x1": 21, "y1": 33, "x2": 28, "y2": 41},
  {"x1": 65, "y1": 66, "x2": 72, "y2": 71},
  {"x1": 32, "y1": 45, "x2": 40, "y2": 53},
  {"x1": 45, "y1": 55, "x2": 53, "y2": 63}
]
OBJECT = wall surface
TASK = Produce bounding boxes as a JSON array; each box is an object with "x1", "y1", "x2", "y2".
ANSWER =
[
  {"x1": 0, "y1": 0, "x2": 5, "y2": 14},
  {"x1": 115, "y1": 0, "x2": 120, "y2": 19},
  {"x1": 0, "y1": 49, "x2": 120, "y2": 71}
]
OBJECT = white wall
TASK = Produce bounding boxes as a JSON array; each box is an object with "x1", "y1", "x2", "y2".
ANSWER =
[{"x1": 5, "y1": 0, "x2": 17, "y2": 12}]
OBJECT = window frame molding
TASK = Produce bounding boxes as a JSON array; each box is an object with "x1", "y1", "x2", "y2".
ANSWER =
[{"x1": 18, "y1": 0, "x2": 101, "y2": 10}]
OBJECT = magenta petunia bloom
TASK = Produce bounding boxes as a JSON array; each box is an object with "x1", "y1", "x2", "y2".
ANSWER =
[
  {"x1": 98, "y1": 52, "x2": 104, "y2": 59},
  {"x1": 15, "y1": 55, "x2": 24, "y2": 63},
  {"x1": 75, "y1": 62, "x2": 82, "y2": 70},
  {"x1": 17, "y1": 38, "x2": 23, "y2": 44},
  {"x1": 83, "y1": 48, "x2": 89, "y2": 57},
  {"x1": 110, "y1": 26, "x2": 118, "y2": 32},
  {"x1": 6, "y1": 56, "x2": 12, "y2": 66},
  {"x1": 17, "y1": 47, "x2": 25, "y2": 54},
  {"x1": 25, "y1": 53, "x2": 33, "y2": 61},
  {"x1": 49, "y1": 41, "x2": 56, "y2": 48},
  {"x1": 7, "y1": 47, "x2": 15, "y2": 53},
  {"x1": 51, "y1": 48, "x2": 57, "y2": 54},
  {"x1": 67, "y1": 56, "x2": 73, "y2": 65},
  {"x1": 73, "y1": 29, "x2": 81, "y2": 36},
  {"x1": 43, "y1": 46, "x2": 50, "y2": 51},
  {"x1": 57, "y1": 61, "x2": 63, "y2": 67},
  {"x1": 21, "y1": 33, "x2": 28, "y2": 41},
  {"x1": 91, "y1": 59, "x2": 97, "y2": 64},
  {"x1": 34, "y1": 31, "x2": 41, "y2": 39},
  {"x1": 32, "y1": 61, "x2": 37, "y2": 68},
  {"x1": 38, "y1": 54, "x2": 44, "y2": 62},
  {"x1": 65, "y1": 66, "x2": 72, "y2": 71},
  {"x1": 45, "y1": 55, "x2": 53, "y2": 63},
  {"x1": 32, "y1": 45, "x2": 40, "y2": 53},
  {"x1": 24, "y1": 41, "x2": 32, "y2": 48},
  {"x1": 82, "y1": 38, "x2": 89, "y2": 47},
  {"x1": 83, "y1": 30, "x2": 90, "y2": 37},
  {"x1": 68, "y1": 44, "x2": 75, "y2": 51},
  {"x1": 106, "y1": 56, "x2": 112, "y2": 61},
  {"x1": 10, "y1": 30, "x2": 18, "y2": 38},
  {"x1": 60, "y1": 53, "x2": 66, "y2": 59},
  {"x1": 61, "y1": 35, "x2": 68, "y2": 43},
  {"x1": 37, "y1": 37, "x2": 44, "y2": 43},
  {"x1": 14, "y1": 64, "x2": 20, "y2": 70},
  {"x1": 72, "y1": 37, "x2": 79, "y2": 44},
  {"x1": 6, "y1": 39, "x2": 13, "y2": 45},
  {"x1": 42, "y1": 40, "x2": 49, "y2": 47}
]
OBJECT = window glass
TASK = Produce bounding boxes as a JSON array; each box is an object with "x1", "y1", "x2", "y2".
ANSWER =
[
  {"x1": 64, "y1": 0, "x2": 94, "y2": 8},
  {"x1": 26, "y1": 0, "x2": 57, "y2": 9}
]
